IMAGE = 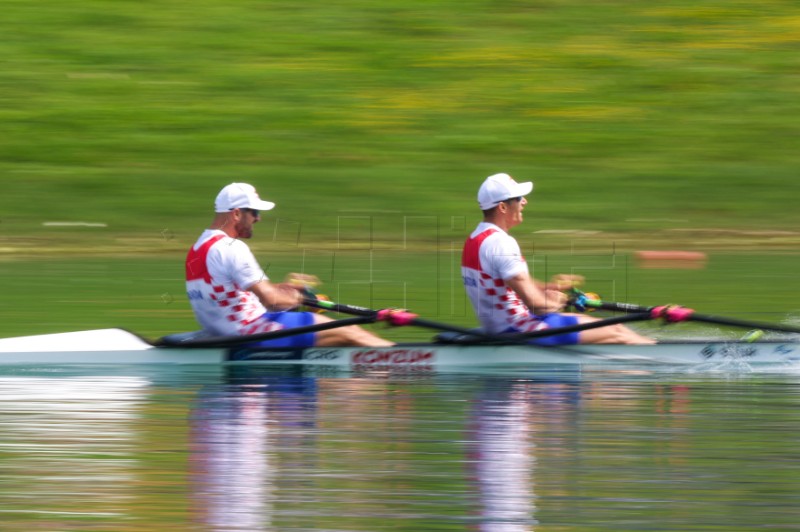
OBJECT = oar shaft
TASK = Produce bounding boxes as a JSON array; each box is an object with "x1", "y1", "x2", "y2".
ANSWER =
[
  {"x1": 518, "y1": 312, "x2": 653, "y2": 340},
  {"x1": 409, "y1": 317, "x2": 513, "y2": 342},
  {"x1": 157, "y1": 316, "x2": 376, "y2": 348},
  {"x1": 583, "y1": 300, "x2": 653, "y2": 313},
  {"x1": 304, "y1": 298, "x2": 659, "y2": 344},
  {"x1": 687, "y1": 314, "x2": 800, "y2": 334},
  {"x1": 304, "y1": 298, "x2": 377, "y2": 318},
  {"x1": 582, "y1": 296, "x2": 800, "y2": 335},
  {"x1": 303, "y1": 297, "x2": 526, "y2": 344}
]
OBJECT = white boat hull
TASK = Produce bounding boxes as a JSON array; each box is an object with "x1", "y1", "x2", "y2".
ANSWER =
[{"x1": 0, "y1": 328, "x2": 798, "y2": 368}]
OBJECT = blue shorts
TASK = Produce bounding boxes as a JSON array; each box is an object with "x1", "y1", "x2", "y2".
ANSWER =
[
  {"x1": 252, "y1": 311, "x2": 317, "y2": 348},
  {"x1": 506, "y1": 313, "x2": 580, "y2": 346}
]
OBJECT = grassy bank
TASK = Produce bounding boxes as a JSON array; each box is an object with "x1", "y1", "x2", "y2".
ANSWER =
[
  {"x1": 2, "y1": 1, "x2": 799, "y2": 336},
  {"x1": 2, "y1": 250, "x2": 798, "y2": 340},
  {"x1": 1, "y1": 0, "x2": 799, "y2": 250}
]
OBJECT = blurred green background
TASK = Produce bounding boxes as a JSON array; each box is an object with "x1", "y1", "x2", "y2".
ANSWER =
[{"x1": 1, "y1": 0, "x2": 798, "y2": 339}]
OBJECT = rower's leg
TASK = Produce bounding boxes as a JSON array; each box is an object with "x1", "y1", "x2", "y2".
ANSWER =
[
  {"x1": 573, "y1": 315, "x2": 656, "y2": 345},
  {"x1": 312, "y1": 314, "x2": 395, "y2": 347}
]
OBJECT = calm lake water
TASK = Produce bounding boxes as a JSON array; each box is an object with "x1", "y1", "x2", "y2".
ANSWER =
[{"x1": 2, "y1": 363, "x2": 800, "y2": 531}]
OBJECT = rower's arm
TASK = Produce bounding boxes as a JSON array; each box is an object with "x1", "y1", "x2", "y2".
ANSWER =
[
  {"x1": 505, "y1": 273, "x2": 566, "y2": 315},
  {"x1": 249, "y1": 280, "x2": 303, "y2": 311}
]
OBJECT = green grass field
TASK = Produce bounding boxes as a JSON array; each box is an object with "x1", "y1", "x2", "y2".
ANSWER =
[
  {"x1": 1, "y1": 1, "x2": 799, "y2": 338},
  {"x1": 2, "y1": 250, "x2": 798, "y2": 341}
]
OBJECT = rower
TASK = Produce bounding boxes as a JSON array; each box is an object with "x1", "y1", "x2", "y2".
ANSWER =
[
  {"x1": 185, "y1": 183, "x2": 394, "y2": 347},
  {"x1": 462, "y1": 173, "x2": 655, "y2": 345}
]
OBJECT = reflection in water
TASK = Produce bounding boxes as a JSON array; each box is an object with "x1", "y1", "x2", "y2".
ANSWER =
[
  {"x1": 0, "y1": 375, "x2": 149, "y2": 523},
  {"x1": 191, "y1": 387, "x2": 273, "y2": 530},
  {"x1": 188, "y1": 368, "x2": 582, "y2": 531},
  {"x1": 470, "y1": 380, "x2": 536, "y2": 530},
  {"x1": 468, "y1": 377, "x2": 580, "y2": 531},
  {"x1": 4, "y1": 367, "x2": 800, "y2": 530},
  {"x1": 190, "y1": 368, "x2": 318, "y2": 531}
]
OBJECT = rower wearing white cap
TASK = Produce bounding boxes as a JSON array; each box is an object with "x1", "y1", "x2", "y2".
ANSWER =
[
  {"x1": 186, "y1": 183, "x2": 393, "y2": 347},
  {"x1": 462, "y1": 173, "x2": 654, "y2": 345}
]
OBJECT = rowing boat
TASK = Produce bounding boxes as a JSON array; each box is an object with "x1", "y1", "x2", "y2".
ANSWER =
[{"x1": 0, "y1": 328, "x2": 797, "y2": 368}]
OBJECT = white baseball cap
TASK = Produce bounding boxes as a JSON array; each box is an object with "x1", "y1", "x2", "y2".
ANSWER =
[
  {"x1": 214, "y1": 183, "x2": 276, "y2": 213},
  {"x1": 477, "y1": 173, "x2": 534, "y2": 210}
]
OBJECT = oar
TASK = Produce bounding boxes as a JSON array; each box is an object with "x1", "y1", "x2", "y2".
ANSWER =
[
  {"x1": 302, "y1": 297, "x2": 532, "y2": 344},
  {"x1": 519, "y1": 311, "x2": 654, "y2": 340},
  {"x1": 155, "y1": 315, "x2": 377, "y2": 348},
  {"x1": 573, "y1": 293, "x2": 800, "y2": 335},
  {"x1": 303, "y1": 297, "x2": 658, "y2": 343}
]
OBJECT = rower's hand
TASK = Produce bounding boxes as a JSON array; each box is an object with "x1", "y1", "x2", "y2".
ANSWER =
[
  {"x1": 250, "y1": 280, "x2": 305, "y2": 311},
  {"x1": 534, "y1": 289, "x2": 568, "y2": 314},
  {"x1": 547, "y1": 274, "x2": 585, "y2": 291},
  {"x1": 284, "y1": 273, "x2": 321, "y2": 290},
  {"x1": 274, "y1": 283, "x2": 306, "y2": 310}
]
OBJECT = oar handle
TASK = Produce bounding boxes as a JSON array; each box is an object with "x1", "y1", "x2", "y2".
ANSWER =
[
  {"x1": 302, "y1": 297, "x2": 377, "y2": 318},
  {"x1": 583, "y1": 299, "x2": 651, "y2": 313},
  {"x1": 570, "y1": 289, "x2": 800, "y2": 334},
  {"x1": 571, "y1": 291, "x2": 654, "y2": 314},
  {"x1": 303, "y1": 297, "x2": 422, "y2": 326},
  {"x1": 571, "y1": 290, "x2": 693, "y2": 322}
]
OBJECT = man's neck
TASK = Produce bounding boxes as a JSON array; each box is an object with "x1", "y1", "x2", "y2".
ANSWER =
[
  {"x1": 483, "y1": 214, "x2": 509, "y2": 232},
  {"x1": 209, "y1": 213, "x2": 237, "y2": 238}
]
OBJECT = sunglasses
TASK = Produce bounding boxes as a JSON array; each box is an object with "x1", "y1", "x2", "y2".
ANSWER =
[{"x1": 240, "y1": 208, "x2": 260, "y2": 217}]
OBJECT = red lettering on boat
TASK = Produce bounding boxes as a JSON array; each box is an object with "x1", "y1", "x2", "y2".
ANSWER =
[{"x1": 351, "y1": 349, "x2": 434, "y2": 366}]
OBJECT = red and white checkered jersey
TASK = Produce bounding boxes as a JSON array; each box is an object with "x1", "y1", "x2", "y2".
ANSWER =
[
  {"x1": 185, "y1": 230, "x2": 276, "y2": 336},
  {"x1": 461, "y1": 222, "x2": 543, "y2": 334}
]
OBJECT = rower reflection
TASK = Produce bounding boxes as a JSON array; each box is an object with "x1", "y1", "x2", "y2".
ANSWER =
[
  {"x1": 189, "y1": 367, "x2": 318, "y2": 530},
  {"x1": 189, "y1": 367, "x2": 582, "y2": 530},
  {"x1": 467, "y1": 376, "x2": 580, "y2": 531}
]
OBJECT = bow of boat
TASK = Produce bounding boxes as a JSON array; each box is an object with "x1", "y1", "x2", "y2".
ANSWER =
[{"x1": 0, "y1": 328, "x2": 154, "y2": 352}]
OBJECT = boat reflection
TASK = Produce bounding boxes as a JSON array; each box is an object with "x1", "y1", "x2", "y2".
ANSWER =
[
  {"x1": 187, "y1": 366, "x2": 583, "y2": 530},
  {"x1": 0, "y1": 374, "x2": 149, "y2": 524},
  {"x1": 190, "y1": 367, "x2": 317, "y2": 530},
  {"x1": 466, "y1": 375, "x2": 581, "y2": 531}
]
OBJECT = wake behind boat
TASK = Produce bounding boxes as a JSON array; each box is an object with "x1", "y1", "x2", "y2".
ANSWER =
[{"x1": 0, "y1": 327, "x2": 798, "y2": 369}]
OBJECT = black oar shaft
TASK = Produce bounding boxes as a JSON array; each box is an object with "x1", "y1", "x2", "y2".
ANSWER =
[
  {"x1": 585, "y1": 299, "x2": 800, "y2": 335},
  {"x1": 304, "y1": 299, "x2": 377, "y2": 318},
  {"x1": 687, "y1": 314, "x2": 800, "y2": 334},
  {"x1": 517, "y1": 312, "x2": 653, "y2": 340},
  {"x1": 585, "y1": 300, "x2": 654, "y2": 314},
  {"x1": 156, "y1": 316, "x2": 376, "y2": 348},
  {"x1": 304, "y1": 298, "x2": 657, "y2": 343},
  {"x1": 411, "y1": 317, "x2": 523, "y2": 342},
  {"x1": 303, "y1": 298, "x2": 526, "y2": 344}
]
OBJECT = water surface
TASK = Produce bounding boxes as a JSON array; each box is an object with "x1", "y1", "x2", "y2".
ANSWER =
[{"x1": 2, "y1": 364, "x2": 800, "y2": 531}]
